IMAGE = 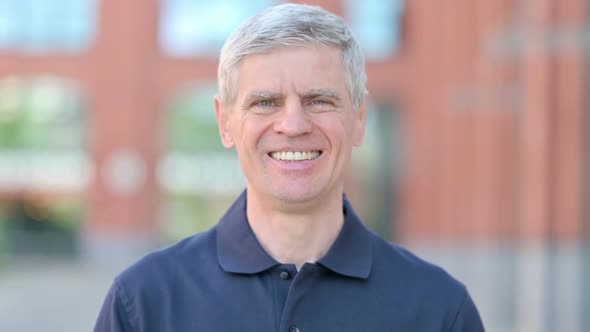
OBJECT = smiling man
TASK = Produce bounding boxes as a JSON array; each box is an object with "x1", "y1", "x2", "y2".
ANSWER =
[{"x1": 95, "y1": 4, "x2": 484, "y2": 332}]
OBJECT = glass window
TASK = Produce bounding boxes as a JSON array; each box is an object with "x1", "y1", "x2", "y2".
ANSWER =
[
  {"x1": 160, "y1": 0, "x2": 279, "y2": 57},
  {"x1": 349, "y1": 102, "x2": 401, "y2": 240},
  {"x1": 0, "y1": 76, "x2": 88, "y2": 256},
  {"x1": 0, "y1": 0, "x2": 98, "y2": 53},
  {"x1": 345, "y1": 0, "x2": 404, "y2": 59},
  {"x1": 158, "y1": 82, "x2": 244, "y2": 240}
]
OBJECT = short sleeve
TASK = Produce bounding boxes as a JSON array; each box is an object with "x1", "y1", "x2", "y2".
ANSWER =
[
  {"x1": 94, "y1": 280, "x2": 135, "y2": 332},
  {"x1": 450, "y1": 290, "x2": 485, "y2": 332}
]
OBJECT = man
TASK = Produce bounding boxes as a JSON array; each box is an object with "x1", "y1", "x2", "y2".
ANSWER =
[{"x1": 95, "y1": 4, "x2": 485, "y2": 331}]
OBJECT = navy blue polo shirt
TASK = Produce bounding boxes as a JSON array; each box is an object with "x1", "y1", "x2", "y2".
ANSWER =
[{"x1": 94, "y1": 191, "x2": 484, "y2": 331}]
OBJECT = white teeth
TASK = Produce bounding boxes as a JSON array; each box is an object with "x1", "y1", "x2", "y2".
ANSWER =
[{"x1": 270, "y1": 151, "x2": 321, "y2": 161}]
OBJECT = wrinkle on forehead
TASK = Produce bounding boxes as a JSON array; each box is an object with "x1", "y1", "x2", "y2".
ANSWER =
[
  {"x1": 240, "y1": 88, "x2": 344, "y2": 110},
  {"x1": 235, "y1": 46, "x2": 350, "y2": 107}
]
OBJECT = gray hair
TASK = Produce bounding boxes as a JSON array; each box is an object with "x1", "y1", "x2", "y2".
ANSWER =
[{"x1": 217, "y1": 3, "x2": 367, "y2": 110}]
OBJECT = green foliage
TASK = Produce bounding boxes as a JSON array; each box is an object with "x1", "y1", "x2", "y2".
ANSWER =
[
  {"x1": 0, "y1": 78, "x2": 85, "y2": 150},
  {"x1": 0, "y1": 78, "x2": 85, "y2": 252},
  {"x1": 167, "y1": 85, "x2": 225, "y2": 153},
  {"x1": 163, "y1": 193, "x2": 235, "y2": 241},
  {"x1": 46, "y1": 197, "x2": 84, "y2": 230},
  {"x1": 162, "y1": 84, "x2": 242, "y2": 240}
]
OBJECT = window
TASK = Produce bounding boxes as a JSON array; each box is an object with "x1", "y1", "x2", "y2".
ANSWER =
[
  {"x1": 345, "y1": 0, "x2": 404, "y2": 59},
  {"x1": 158, "y1": 82, "x2": 244, "y2": 240},
  {"x1": 0, "y1": 0, "x2": 98, "y2": 53},
  {"x1": 0, "y1": 76, "x2": 88, "y2": 188},
  {"x1": 159, "y1": 0, "x2": 279, "y2": 57},
  {"x1": 0, "y1": 76, "x2": 88, "y2": 255},
  {"x1": 349, "y1": 101, "x2": 401, "y2": 240}
]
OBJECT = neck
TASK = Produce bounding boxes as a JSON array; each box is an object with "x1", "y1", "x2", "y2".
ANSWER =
[{"x1": 246, "y1": 190, "x2": 344, "y2": 270}]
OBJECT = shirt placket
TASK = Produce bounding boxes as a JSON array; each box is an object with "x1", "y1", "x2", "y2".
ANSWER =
[
  {"x1": 278, "y1": 263, "x2": 318, "y2": 332},
  {"x1": 271, "y1": 264, "x2": 297, "y2": 331}
]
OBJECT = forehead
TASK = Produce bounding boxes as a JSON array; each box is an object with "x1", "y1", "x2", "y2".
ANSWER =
[{"x1": 235, "y1": 46, "x2": 348, "y2": 97}]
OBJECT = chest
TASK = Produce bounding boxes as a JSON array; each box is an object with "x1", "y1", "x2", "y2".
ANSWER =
[{"x1": 130, "y1": 266, "x2": 449, "y2": 332}]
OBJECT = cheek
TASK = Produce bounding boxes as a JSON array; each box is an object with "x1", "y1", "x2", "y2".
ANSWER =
[
  {"x1": 316, "y1": 116, "x2": 351, "y2": 143},
  {"x1": 238, "y1": 116, "x2": 274, "y2": 151}
]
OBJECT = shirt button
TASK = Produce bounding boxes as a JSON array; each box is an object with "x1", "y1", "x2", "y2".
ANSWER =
[
  {"x1": 289, "y1": 326, "x2": 299, "y2": 332},
  {"x1": 280, "y1": 271, "x2": 291, "y2": 280}
]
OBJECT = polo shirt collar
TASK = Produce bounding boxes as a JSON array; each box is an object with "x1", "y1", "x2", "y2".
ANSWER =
[
  {"x1": 317, "y1": 196, "x2": 373, "y2": 279},
  {"x1": 216, "y1": 190, "x2": 373, "y2": 279},
  {"x1": 217, "y1": 190, "x2": 279, "y2": 274}
]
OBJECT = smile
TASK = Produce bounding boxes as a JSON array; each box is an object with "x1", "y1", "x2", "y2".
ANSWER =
[{"x1": 269, "y1": 151, "x2": 322, "y2": 161}]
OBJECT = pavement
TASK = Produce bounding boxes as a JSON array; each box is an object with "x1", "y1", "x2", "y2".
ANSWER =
[{"x1": 0, "y1": 257, "x2": 123, "y2": 332}]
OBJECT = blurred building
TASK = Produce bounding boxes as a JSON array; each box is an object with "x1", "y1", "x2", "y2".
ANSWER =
[{"x1": 0, "y1": 1, "x2": 587, "y2": 331}]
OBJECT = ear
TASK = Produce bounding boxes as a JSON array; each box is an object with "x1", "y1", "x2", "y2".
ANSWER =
[
  {"x1": 215, "y1": 95, "x2": 235, "y2": 148},
  {"x1": 352, "y1": 100, "x2": 367, "y2": 147}
]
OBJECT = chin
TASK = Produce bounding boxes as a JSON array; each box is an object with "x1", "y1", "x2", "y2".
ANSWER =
[
  {"x1": 270, "y1": 186, "x2": 325, "y2": 205},
  {"x1": 274, "y1": 191, "x2": 314, "y2": 203}
]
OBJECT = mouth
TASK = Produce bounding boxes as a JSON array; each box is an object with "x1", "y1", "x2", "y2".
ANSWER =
[{"x1": 268, "y1": 151, "x2": 322, "y2": 161}]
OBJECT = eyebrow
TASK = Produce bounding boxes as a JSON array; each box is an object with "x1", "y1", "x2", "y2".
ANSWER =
[
  {"x1": 302, "y1": 88, "x2": 342, "y2": 103},
  {"x1": 240, "y1": 88, "x2": 343, "y2": 109},
  {"x1": 241, "y1": 91, "x2": 283, "y2": 109}
]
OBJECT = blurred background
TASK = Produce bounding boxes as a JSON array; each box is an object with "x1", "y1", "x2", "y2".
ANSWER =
[{"x1": 0, "y1": 0, "x2": 587, "y2": 331}]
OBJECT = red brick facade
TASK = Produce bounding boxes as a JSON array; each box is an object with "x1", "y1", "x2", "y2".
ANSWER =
[{"x1": 0, "y1": 0, "x2": 585, "y2": 244}]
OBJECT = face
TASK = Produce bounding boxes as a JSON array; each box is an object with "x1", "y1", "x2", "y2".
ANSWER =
[{"x1": 215, "y1": 46, "x2": 366, "y2": 208}]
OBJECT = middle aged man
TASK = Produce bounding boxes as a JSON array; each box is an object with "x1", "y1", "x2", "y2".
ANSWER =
[{"x1": 94, "y1": 4, "x2": 485, "y2": 332}]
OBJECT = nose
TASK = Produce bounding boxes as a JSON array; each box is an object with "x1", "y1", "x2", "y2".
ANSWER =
[{"x1": 274, "y1": 100, "x2": 312, "y2": 136}]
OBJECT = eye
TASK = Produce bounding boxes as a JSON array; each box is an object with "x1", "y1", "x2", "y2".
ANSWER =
[
  {"x1": 311, "y1": 99, "x2": 327, "y2": 105},
  {"x1": 257, "y1": 100, "x2": 274, "y2": 107},
  {"x1": 250, "y1": 99, "x2": 279, "y2": 114},
  {"x1": 309, "y1": 99, "x2": 335, "y2": 109}
]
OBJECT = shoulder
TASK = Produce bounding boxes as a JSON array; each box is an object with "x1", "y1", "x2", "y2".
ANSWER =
[
  {"x1": 369, "y1": 233, "x2": 468, "y2": 303},
  {"x1": 95, "y1": 228, "x2": 223, "y2": 331},
  {"x1": 116, "y1": 227, "x2": 219, "y2": 291},
  {"x1": 368, "y1": 234, "x2": 484, "y2": 329}
]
